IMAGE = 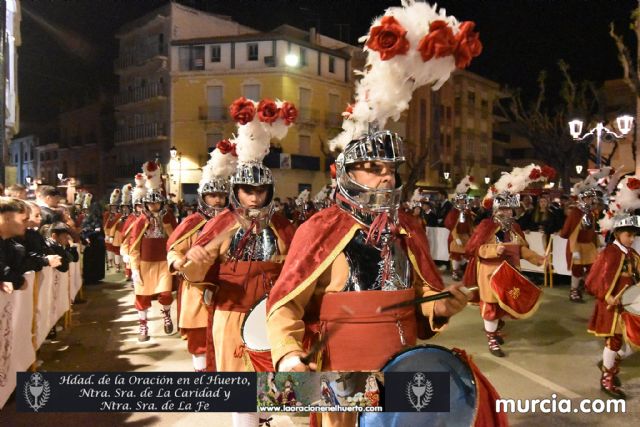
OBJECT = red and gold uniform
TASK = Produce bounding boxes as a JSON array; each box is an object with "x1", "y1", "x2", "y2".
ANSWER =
[
  {"x1": 182, "y1": 209, "x2": 294, "y2": 372},
  {"x1": 444, "y1": 207, "x2": 475, "y2": 279},
  {"x1": 167, "y1": 212, "x2": 209, "y2": 369},
  {"x1": 560, "y1": 206, "x2": 599, "y2": 301},
  {"x1": 267, "y1": 206, "x2": 504, "y2": 427}
]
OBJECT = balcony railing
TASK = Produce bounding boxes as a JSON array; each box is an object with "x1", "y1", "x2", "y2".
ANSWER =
[
  {"x1": 115, "y1": 42, "x2": 167, "y2": 70},
  {"x1": 198, "y1": 106, "x2": 227, "y2": 121},
  {"x1": 325, "y1": 113, "x2": 343, "y2": 128},
  {"x1": 115, "y1": 83, "x2": 167, "y2": 106},
  {"x1": 115, "y1": 122, "x2": 167, "y2": 144}
]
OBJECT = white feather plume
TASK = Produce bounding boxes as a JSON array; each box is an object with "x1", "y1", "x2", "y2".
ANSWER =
[
  {"x1": 199, "y1": 147, "x2": 238, "y2": 188},
  {"x1": 121, "y1": 184, "x2": 132, "y2": 205},
  {"x1": 231, "y1": 98, "x2": 296, "y2": 164},
  {"x1": 330, "y1": 0, "x2": 478, "y2": 152},
  {"x1": 572, "y1": 167, "x2": 613, "y2": 196},
  {"x1": 142, "y1": 161, "x2": 162, "y2": 191},
  {"x1": 455, "y1": 175, "x2": 474, "y2": 194},
  {"x1": 109, "y1": 188, "x2": 121, "y2": 205},
  {"x1": 486, "y1": 164, "x2": 551, "y2": 201},
  {"x1": 599, "y1": 175, "x2": 640, "y2": 231}
]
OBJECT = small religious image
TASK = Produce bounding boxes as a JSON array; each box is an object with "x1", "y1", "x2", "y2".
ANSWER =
[{"x1": 257, "y1": 372, "x2": 383, "y2": 411}]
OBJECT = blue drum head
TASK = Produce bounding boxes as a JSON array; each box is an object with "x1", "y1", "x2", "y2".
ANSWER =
[{"x1": 359, "y1": 345, "x2": 477, "y2": 427}]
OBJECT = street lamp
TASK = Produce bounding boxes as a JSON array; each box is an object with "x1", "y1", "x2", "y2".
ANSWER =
[
  {"x1": 568, "y1": 115, "x2": 634, "y2": 168},
  {"x1": 57, "y1": 173, "x2": 64, "y2": 181},
  {"x1": 484, "y1": 176, "x2": 491, "y2": 185},
  {"x1": 443, "y1": 171, "x2": 450, "y2": 180},
  {"x1": 25, "y1": 176, "x2": 32, "y2": 185},
  {"x1": 285, "y1": 53, "x2": 299, "y2": 67},
  {"x1": 575, "y1": 165, "x2": 583, "y2": 175},
  {"x1": 170, "y1": 146, "x2": 178, "y2": 159}
]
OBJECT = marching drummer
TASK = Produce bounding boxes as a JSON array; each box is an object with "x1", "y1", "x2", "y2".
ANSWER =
[
  {"x1": 444, "y1": 175, "x2": 476, "y2": 281},
  {"x1": 182, "y1": 97, "x2": 296, "y2": 427},
  {"x1": 464, "y1": 165, "x2": 553, "y2": 357},
  {"x1": 585, "y1": 176, "x2": 640, "y2": 399},
  {"x1": 166, "y1": 142, "x2": 236, "y2": 372},
  {"x1": 561, "y1": 169, "x2": 611, "y2": 303}
]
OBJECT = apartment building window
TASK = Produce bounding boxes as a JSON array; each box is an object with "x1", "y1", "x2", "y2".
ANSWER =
[
  {"x1": 454, "y1": 95, "x2": 462, "y2": 114},
  {"x1": 467, "y1": 91, "x2": 476, "y2": 106},
  {"x1": 247, "y1": 43, "x2": 259, "y2": 61},
  {"x1": 328, "y1": 56, "x2": 335, "y2": 73},
  {"x1": 178, "y1": 45, "x2": 205, "y2": 71},
  {"x1": 300, "y1": 48, "x2": 308, "y2": 66},
  {"x1": 299, "y1": 135, "x2": 311, "y2": 155},
  {"x1": 243, "y1": 84, "x2": 260, "y2": 100},
  {"x1": 211, "y1": 45, "x2": 221, "y2": 62}
]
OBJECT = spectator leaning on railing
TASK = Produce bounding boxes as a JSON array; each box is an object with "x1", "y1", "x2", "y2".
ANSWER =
[
  {"x1": 0, "y1": 197, "x2": 29, "y2": 294},
  {"x1": 40, "y1": 222, "x2": 80, "y2": 273},
  {"x1": 15, "y1": 202, "x2": 63, "y2": 273}
]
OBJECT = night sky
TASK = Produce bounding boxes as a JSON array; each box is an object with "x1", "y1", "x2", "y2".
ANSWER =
[{"x1": 18, "y1": 0, "x2": 640, "y2": 126}]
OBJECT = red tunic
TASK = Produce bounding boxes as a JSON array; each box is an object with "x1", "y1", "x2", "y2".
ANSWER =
[
  {"x1": 559, "y1": 207, "x2": 597, "y2": 267},
  {"x1": 586, "y1": 244, "x2": 640, "y2": 338}
]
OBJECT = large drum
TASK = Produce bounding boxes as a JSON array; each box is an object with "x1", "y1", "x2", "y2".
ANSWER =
[
  {"x1": 622, "y1": 285, "x2": 640, "y2": 315},
  {"x1": 621, "y1": 286, "x2": 640, "y2": 348},
  {"x1": 359, "y1": 345, "x2": 477, "y2": 427},
  {"x1": 240, "y1": 295, "x2": 274, "y2": 371}
]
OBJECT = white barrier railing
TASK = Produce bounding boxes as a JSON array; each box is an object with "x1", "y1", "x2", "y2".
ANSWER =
[
  {"x1": 0, "y1": 263, "x2": 83, "y2": 409},
  {"x1": 424, "y1": 227, "x2": 611, "y2": 278}
]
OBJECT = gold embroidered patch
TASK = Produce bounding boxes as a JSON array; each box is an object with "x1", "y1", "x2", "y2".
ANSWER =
[{"x1": 508, "y1": 287, "x2": 520, "y2": 300}]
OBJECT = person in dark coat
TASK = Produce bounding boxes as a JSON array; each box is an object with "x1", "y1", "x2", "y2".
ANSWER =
[
  {"x1": 41, "y1": 223, "x2": 79, "y2": 273},
  {"x1": 80, "y1": 200, "x2": 105, "y2": 284},
  {"x1": 0, "y1": 197, "x2": 29, "y2": 293},
  {"x1": 16, "y1": 202, "x2": 63, "y2": 273},
  {"x1": 35, "y1": 185, "x2": 64, "y2": 226}
]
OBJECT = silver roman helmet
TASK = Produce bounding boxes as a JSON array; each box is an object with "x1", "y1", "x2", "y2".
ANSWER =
[
  {"x1": 599, "y1": 175, "x2": 640, "y2": 234},
  {"x1": 141, "y1": 160, "x2": 165, "y2": 206},
  {"x1": 485, "y1": 164, "x2": 555, "y2": 212},
  {"x1": 198, "y1": 140, "x2": 237, "y2": 218},
  {"x1": 335, "y1": 129, "x2": 405, "y2": 214}
]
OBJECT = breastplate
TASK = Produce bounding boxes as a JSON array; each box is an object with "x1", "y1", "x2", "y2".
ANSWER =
[
  {"x1": 144, "y1": 215, "x2": 166, "y2": 239},
  {"x1": 342, "y1": 229, "x2": 411, "y2": 291},
  {"x1": 229, "y1": 227, "x2": 279, "y2": 261}
]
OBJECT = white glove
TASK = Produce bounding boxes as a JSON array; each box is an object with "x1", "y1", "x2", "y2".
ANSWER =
[
  {"x1": 455, "y1": 238, "x2": 463, "y2": 246},
  {"x1": 278, "y1": 355, "x2": 303, "y2": 372},
  {"x1": 132, "y1": 269, "x2": 142, "y2": 285},
  {"x1": 1, "y1": 282, "x2": 14, "y2": 294},
  {"x1": 572, "y1": 251, "x2": 580, "y2": 260},
  {"x1": 122, "y1": 254, "x2": 130, "y2": 264},
  {"x1": 105, "y1": 236, "x2": 112, "y2": 244}
]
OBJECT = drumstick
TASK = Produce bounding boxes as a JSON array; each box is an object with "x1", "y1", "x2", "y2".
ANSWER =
[
  {"x1": 541, "y1": 236, "x2": 553, "y2": 270},
  {"x1": 377, "y1": 286, "x2": 479, "y2": 313}
]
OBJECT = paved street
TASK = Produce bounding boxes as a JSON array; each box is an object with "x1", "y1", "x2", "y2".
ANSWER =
[{"x1": 1, "y1": 270, "x2": 638, "y2": 426}]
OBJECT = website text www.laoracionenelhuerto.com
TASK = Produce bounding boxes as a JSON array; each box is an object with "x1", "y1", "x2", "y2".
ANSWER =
[
  {"x1": 496, "y1": 394, "x2": 626, "y2": 414},
  {"x1": 259, "y1": 405, "x2": 383, "y2": 413}
]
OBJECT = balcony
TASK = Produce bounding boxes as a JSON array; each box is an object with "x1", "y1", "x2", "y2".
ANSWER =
[
  {"x1": 115, "y1": 83, "x2": 167, "y2": 106},
  {"x1": 263, "y1": 151, "x2": 320, "y2": 171},
  {"x1": 114, "y1": 42, "x2": 167, "y2": 71},
  {"x1": 114, "y1": 164, "x2": 141, "y2": 179},
  {"x1": 198, "y1": 106, "x2": 227, "y2": 122},
  {"x1": 297, "y1": 108, "x2": 318, "y2": 126},
  {"x1": 115, "y1": 122, "x2": 167, "y2": 144},
  {"x1": 325, "y1": 113, "x2": 343, "y2": 129}
]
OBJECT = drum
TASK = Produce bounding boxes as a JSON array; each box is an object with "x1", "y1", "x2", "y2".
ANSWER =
[
  {"x1": 241, "y1": 295, "x2": 270, "y2": 351},
  {"x1": 359, "y1": 345, "x2": 477, "y2": 427},
  {"x1": 621, "y1": 285, "x2": 640, "y2": 315}
]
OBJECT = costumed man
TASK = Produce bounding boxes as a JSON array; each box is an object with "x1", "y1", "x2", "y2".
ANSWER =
[
  {"x1": 111, "y1": 184, "x2": 132, "y2": 275},
  {"x1": 313, "y1": 185, "x2": 332, "y2": 211},
  {"x1": 267, "y1": 4, "x2": 505, "y2": 426},
  {"x1": 464, "y1": 164, "x2": 553, "y2": 357},
  {"x1": 103, "y1": 188, "x2": 121, "y2": 271},
  {"x1": 586, "y1": 176, "x2": 640, "y2": 399},
  {"x1": 560, "y1": 168, "x2": 611, "y2": 302},
  {"x1": 167, "y1": 142, "x2": 237, "y2": 372},
  {"x1": 182, "y1": 96, "x2": 297, "y2": 427},
  {"x1": 292, "y1": 189, "x2": 316, "y2": 228},
  {"x1": 444, "y1": 175, "x2": 476, "y2": 280},
  {"x1": 120, "y1": 174, "x2": 147, "y2": 282},
  {"x1": 128, "y1": 161, "x2": 178, "y2": 342}
]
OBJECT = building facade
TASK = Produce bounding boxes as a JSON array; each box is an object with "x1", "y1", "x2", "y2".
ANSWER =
[
  {"x1": 170, "y1": 24, "x2": 356, "y2": 199},
  {"x1": 113, "y1": 3, "x2": 256, "y2": 187}
]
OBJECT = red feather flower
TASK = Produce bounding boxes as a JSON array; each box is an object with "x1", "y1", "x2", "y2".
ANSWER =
[
  {"x1": 541, "y1": 165, "x2": 556, "y2": 180},
  {"x1": 529, "y1": 168, "x2": 542, "y2": 180},
  {"x1": 483, "y1": 198, "x2": 493, "y2": 209},
  {"x1": 329, "y1": 163, "x2": 337, "y2": 180},
  {"x1": 366, "y1": 16, "x2": 410, "y2": 60},
  {"x1": 279, "y1": 101, "x2": 298, "y2": 125},
  {"x1": 453, "y1": 21, "x2": 482, "y2": 69},
  {"x1": 342, "y1": 103, "x2": 354, "y2": 119},
  {"x1": 627, "y1": 177, "x2": 640, "y2": 190},
  {"x1": 216, "y1": 139, "x2": 237, "y2": 157},
  {"x1": 229, "y1": 97, "x2": 256, "y2": 125},
  {"x1": 468, "y1": 176, "x2": 475, "y2": 182},
  {"x1": 418, "y1": 20, "x2": 456, "y2": 62},
  {"x1": 146, "y1": 161, "x2": 158, "y2": 172},
  {"x1": 257, "y1": 99, "x2": 280, "y2": 124}
]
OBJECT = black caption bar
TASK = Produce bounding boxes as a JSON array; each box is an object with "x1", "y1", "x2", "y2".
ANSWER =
[{"x1": 17, "y1": 372, "x2": 256, "y2": 412}]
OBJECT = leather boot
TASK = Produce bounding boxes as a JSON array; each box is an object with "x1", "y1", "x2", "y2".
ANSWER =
[
  {"x1": 161, "y1": 308, "x2": 174, "y2": 335},
  {"x1": 138, "y1": 319, "x2": 150, "y2": 342},
  {"x1": 600, "y1": 364, "x2": 625, "y2": 399},
  {"x1": 486, "y1": 330, "x2": 505, "y2": 357}
]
